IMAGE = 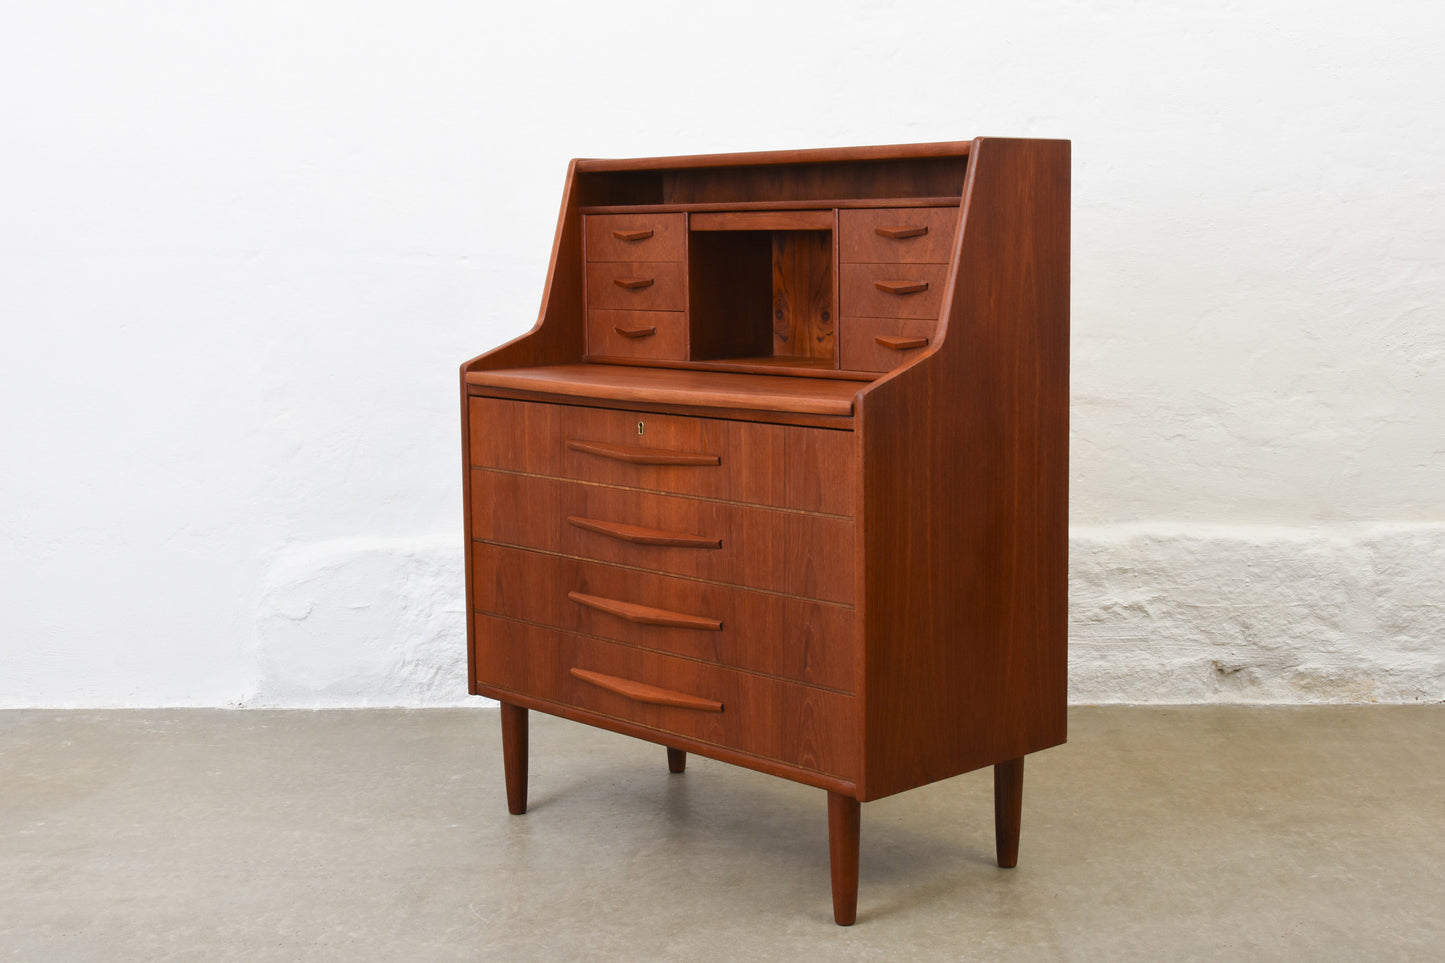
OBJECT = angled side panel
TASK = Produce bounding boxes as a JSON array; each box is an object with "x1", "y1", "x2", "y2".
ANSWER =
[{"x1": 857, "y1": 138, "x2": 1070, "y2": 800}]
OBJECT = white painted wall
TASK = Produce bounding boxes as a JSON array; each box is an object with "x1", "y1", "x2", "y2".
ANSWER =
[{"x1": 1, "y1": 1, "x2": 1440, "y2": 707}]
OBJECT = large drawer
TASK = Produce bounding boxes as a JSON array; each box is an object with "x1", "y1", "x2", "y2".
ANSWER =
[
  {"x1": 473, "y1": 614, "x2": 858, "y2": 779},
  {"x1": 471, "y1": 542, "x2": 856, "y2": 692},
  {"x1": 470, "y1": 470, "x2": 854, "y2": 604},
  {"x1": 468, "y1": 397, "x2": 854, "y2": 516}
]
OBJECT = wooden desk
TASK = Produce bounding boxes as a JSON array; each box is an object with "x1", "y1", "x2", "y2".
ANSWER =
[{"x1": 460, "y1": 138, "x2": 1070, "y2": 925}]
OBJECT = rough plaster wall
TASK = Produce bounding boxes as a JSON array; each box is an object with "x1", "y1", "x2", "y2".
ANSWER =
[{"x1": 1, "y1": 1, "x2": 1441, "y2": 707}]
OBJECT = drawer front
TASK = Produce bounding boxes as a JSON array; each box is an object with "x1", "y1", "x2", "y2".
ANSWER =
[
  {"x1": 839, "y1": 317, "x2": 936, "y2": 373},
  {"x1": 472, "y1": 542, "x2": 856, "y2": 692},
  {"x1": 473, "y1": 614, "x2": 858, "y2": 778},
  {"x1": 470, "y1": 470, "x2": 854, "y2": 604},
  {"x1": 468, "y1": 397, "x2": 855, "y2": 516},
  {"x1": 839, "y1": 262, "x2": 949, "y2": 320},
  {"x1": 587, "y1": 309, "x2": 688, "y2": 361},
  {"x1": 586, "y1": 261, "x2": 685, "y2": 311},
  {"x1": 839, "y1": 207, "x2": 958, "y2": 264},
  {"x1": 585, "y1": 213, "x2": 686, "y2": 263}
]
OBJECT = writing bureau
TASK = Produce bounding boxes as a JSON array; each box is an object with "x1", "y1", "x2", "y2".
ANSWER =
[{"x1": 460, "y1": 138, "x2": 1069, "y2": 925}]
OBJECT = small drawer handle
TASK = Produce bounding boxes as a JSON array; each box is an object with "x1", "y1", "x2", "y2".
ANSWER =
[
  {"x1": 612, "y1": 229, "x2": 655, "y2": 241},
  {"x1": 613, "y1": 325, "x2": 656, "y2": 339},
  {"x1": 874, "y1": 225, "x2": 928, "y2": 239},
  {"x1": 568, "y1": 515, "x2": 722, "y2": 549},
  {"x1": 875, "y1": 279, "x2": 929, "y2": 296},
  {"x1": 875, "y1": 335, "x2": 929, "y2": 351},
  {"x1": 613, "y1": 277, "x2": 655, "y2": 290},
  {"x1": 566, "y1": 440, "x2": 720, "y2": 467},
  {"x1": 570, "y1": 668, "x2": 723, "y2": 712},
  {"x1": 569, "y1": 591, "x2": 722, "y2": 631}
]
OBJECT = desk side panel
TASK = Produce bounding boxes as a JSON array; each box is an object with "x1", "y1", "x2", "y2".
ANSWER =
[{"x1": 857, "y1": 137, "x2": 1070, "y2": 800}]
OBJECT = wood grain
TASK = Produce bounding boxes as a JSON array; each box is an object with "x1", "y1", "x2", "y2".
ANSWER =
[
  {"x1": 462, "y1": 139, "x2": 1071, "y2": 918},
  {"x1": 838, "y1": 317, "x2": 937, "y2": 373},
  {"x1": 466, "y1": 365, "x2": 860, "y2": 417},
  {"x1": 585, "y1": 213, "x2": 686, "y2": 262},
  {"x1": 586, "y1": 309, "x2": 687, "y2": 361},
  {"x1": 564, "y1": 439, "x2": 720, "y2": 467},
  {"x1": 500, "y1": 703, "x2": 528, "y2": 815},
  {"x1": 471, "y1": 541, "x2": 857, "y2": 691},
  {"x1": 585, "y1": 262, "x2": 685, "y2": 311},
  {"x1": 686, "y1": 230, "x2": 774, "y2": 360},
  {"x1": 855, "y1": 137, "x2": 1070, "y2": 800},
  {"x1": 772, "y1": 231, "x2": 835, "y2": 362},
  {"x1": 580, "y1": 196, "x2": 963, "y2": 214},
  {"x1": 567, "y1": 514, "x2": 722, "y2": 549},
  {"x1": 839, "y1": 207, "x2": 959, "y2": 263},
  {"x1": 570, "y1": 667, "x2": 725, "y2": 712},
  {"x1": 994, "y1": 757, "x2": 1024, "y2": 868},
  {"x1": 468, "y1": 395, "x2": 856, "y2": 514},
  {"x1": 567, "y1": 590, "x2": 723, "y2": 631},
  {"x1": 839, "y1": 263, "x2": 948, "y2": 319},
  {"x1": 690, "y1": 210, "x2": 834, "y2": 231},
  {"x1": 574, "y1": 141, "x2": 971, "y2": 172},
  {"x1": 473, "y1": 614, "x2": 859, "y2": 778},
  {"x1": 470, "y1": 470, "x2": 855, "y2": 603},
  {"x1": 827, "y1": 792, "x2": 860, "y2": 926}
]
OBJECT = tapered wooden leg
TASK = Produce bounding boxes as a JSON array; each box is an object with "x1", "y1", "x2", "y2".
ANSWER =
[
  {"x1": 827, "y1": 791, "x2": 860, "y2": 926},
  {"x1": 666, "y1": 747, "x2": 687, "y2": 773},
  {"x1": 994, "y1": 756, "x2": 1024, "y2": 868},
  {"x1": 500, "y1": 703, "x2": 528, "y2": 815}
]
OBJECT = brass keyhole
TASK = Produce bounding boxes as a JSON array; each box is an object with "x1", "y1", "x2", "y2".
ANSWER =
[{"x1": 637, "y1": 421, "x2": 645, "y2": 436}]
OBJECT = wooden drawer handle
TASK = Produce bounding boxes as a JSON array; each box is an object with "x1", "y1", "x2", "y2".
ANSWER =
[
  {"x1": 570, "y1": 668, "x2": 723, "y2": 712},
  {"x1": 568, "y1": 591, "x2": 722, "y2": 631},
  {"x1": 875, "y1": 335, "x2": 930, "y2": 351},
  {"x1": 568, "y1": 515, "x2": 722, "y2": 549},
  {"x1": 613, "y1": 325, "x2": 657, "y2": 339},
  {"x1": 874, "y1": 225, "x2": 928, "y2": 239},
  {"x1": 613, "y1": 277, "x2": 655, "y2": 290},
  {"x1": 612, "y1": 229, "x2": 655, "y2": 241},
  {"x1": 566, "y1": 440, "x2": 720, "y2": 466},
  {"x1": 874, "y1": 279, "x2": 929, "y2": 295}
]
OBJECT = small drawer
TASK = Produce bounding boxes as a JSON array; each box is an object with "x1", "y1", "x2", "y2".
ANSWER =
[
  {"x1": 585, "y1": 213, "x2": 686, "y2": 262},
  {"x1": 468, "y1": 397, "x2": 855, "y2": 515},
  {"x1": 587, "y1": 309, "x2": 687, "y2": 361},
  {"x1": 470, "y1": 470, "x2": 854, "y2": 604},
  {"x1": 586, "y1": 261, "x2": 686, "y2": 311},
  {"x1": 473, "y1": 615, "x2": 858, "y2": 778},
  {"x1": 839, "y1": 262, "x2": 949, "y2": 320},
  {"x1": 839, "y1": 317, "x2": 937, "y2": 373},
  {"x1": 839, "y1": 207, "x2": 958, "y2": 264},
  {"x1": 472, "y1": 542, "x2": 856, "y2": 692}
]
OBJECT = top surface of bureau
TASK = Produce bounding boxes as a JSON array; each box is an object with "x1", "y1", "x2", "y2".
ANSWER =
[{"x1": 465, "y1": 364, "x2": 863, "y2": 418}]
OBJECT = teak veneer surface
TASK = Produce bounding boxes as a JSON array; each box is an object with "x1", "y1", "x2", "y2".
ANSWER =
[
  {"x1": 472, "y1": 614, "x2": 858, "y2": 778},
  {"x1": 470, "y1": 542, "x2": 856, "y2": 692},
  {"x1": 468, "y1": 396, "x2": 854, "y2": 515},
  {"x1": 461, "y1": 138, "x2": 1068, "y2": 926},
  {"x1": 469, "y1": 470, "x2": 855, "y2": 604},
  {"x1": 466, "y1": 364, "x2": 861, "y2": 416}
]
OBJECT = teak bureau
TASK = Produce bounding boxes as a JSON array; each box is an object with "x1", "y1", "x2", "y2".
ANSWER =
[{"x1": 460, "y1": 138, "x2": 1069, "y2": 925}]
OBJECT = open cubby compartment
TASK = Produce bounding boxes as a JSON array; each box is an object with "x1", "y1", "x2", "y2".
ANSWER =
[{"x1": 687, "y1": 211, "x2": 836, "y2": 369}]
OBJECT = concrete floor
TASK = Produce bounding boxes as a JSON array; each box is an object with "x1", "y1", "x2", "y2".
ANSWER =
[{"x1": 1, "y1": 707, "x2": 1441, "y2": 961}]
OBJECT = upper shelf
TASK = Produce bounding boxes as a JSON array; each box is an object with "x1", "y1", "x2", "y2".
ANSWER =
[
  {"x1": 465, "y1": 364, "x2": 862, "y2": 417},
  {"x1": 579, "y1": 196, "x2": 962, "y2": 215},
  {"x1": 574, "y1": 141, "x2": 971, "y2": 173}
]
